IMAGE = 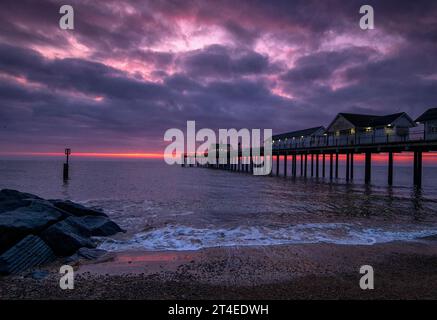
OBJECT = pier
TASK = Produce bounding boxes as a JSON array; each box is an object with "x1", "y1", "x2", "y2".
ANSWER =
[
  {"x1": 183, "y1": 138, "x2": 437, "y2": 188},
  {"x1": 182, "y1": 109, "x2": 437, "y2": 189}
]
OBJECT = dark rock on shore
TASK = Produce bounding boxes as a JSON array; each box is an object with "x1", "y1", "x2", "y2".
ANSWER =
[
  {"x1": 66, "y1": 216, "x2": 125, "y2": 237},
  {"x1": 0, "y1": 204, "x2": 64, "y2": 253},
  {"x1": 0, "y1": 189, "x2": 123, "y2": 274},
  {"x1": 50, "y1": 200, "x2": 107, "y2": 217},
  {"x1": 0, "y1": 235, "x2": 55, "y2": 275},
  {"x1": 0, "y1": 189, "x2": 42, "y2": 213},
  {"x1": 41, "y1": 220, "x2": 96, "y2": 256}
]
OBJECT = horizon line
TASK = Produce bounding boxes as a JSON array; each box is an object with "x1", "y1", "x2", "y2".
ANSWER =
[{"x1": 0, "y1": 152, "x2": 164, "y2": 159}]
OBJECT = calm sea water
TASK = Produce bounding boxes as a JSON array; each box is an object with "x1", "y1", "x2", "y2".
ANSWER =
[{"x1": 1, "y1": 158, "x2": 437, "y2": 251}]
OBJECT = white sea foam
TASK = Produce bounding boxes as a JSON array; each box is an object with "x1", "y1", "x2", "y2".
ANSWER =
[{"x1": 97, "y1": 223, "x2": 437, "y2": 252}]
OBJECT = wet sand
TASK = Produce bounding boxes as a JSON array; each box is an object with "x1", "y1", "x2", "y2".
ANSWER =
[{"x1": 2, "y1": 240, "x2": 437, "y2": 299}]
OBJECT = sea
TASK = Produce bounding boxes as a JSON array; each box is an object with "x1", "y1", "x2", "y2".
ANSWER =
[{"x1": 1, "y1": 157, "x2": 437, "y2": 252}]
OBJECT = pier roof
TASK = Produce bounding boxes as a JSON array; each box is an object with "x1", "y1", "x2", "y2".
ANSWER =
[
  {"x1": 339, "y1": 112, "x2": 411, "y2": 127},
  {"x1": 326, "y1": 112, "x2": 415, "y2": 132},
  {"x1": 415, "y1": 108, "x2": 437, "y2": 122},
  {"x1": 272, "y1": 126, "x2": 325, "y2": 140}
]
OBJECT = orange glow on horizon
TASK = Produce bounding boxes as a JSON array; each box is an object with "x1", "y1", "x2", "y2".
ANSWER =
[{"x1": 0, "y1": 152, "x2": 164, "y2": 159}]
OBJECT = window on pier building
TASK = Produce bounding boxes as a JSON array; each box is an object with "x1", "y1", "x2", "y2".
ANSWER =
[{"x1": 339, "y1": 129, "x2": 350, "y2": 135}]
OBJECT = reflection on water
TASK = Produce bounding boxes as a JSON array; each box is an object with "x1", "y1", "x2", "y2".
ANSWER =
[{"x1": 1, "y1": 159, "x2": 437, "y2": 250}]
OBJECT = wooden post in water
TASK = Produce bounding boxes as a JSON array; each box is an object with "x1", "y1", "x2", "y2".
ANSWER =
[
  {"x1": 250, "y1": 152, "x2": 254, "y2": 173},
  {"x1": 316, "y1": 154, "x2": 319, "y2": 178},
  {"x1": 293, "y1": 154, "x2": 297, "y2": 177},
  {"x1": 63, "y1": 148, "x2": 71, "y2": 180},
  {"x1": 284, "y1": 154, "x2": 288, "y2": 177},
  {"x1": 413, "y1": 151, "x2": 423, "y2": 188},
  {"x1": 365, "y1": 152, "x2": 372, "y2": 184},
  {"x1": 300, "y1": 154, "x2": 304, "y2": 176},
  {"x1": 322, "y1": 154, "x2": 326, "y2": 178},
  {"x1": 304, "y1": 154, "x2": 308, "y2": 177},
  {"x1": 335, "y1": 153, "x2": 339, "y2": 179},
  {"x1": 418, "y1": 151, "x2": 423, "y2": 188},
  {"x1": 330, "y1": 154, "x2": 333, "y2": 179},
  {"x1": 388, "y1": 152, "x2": 393, "y2": 186},
  {"x1": 311, "y1": 154, "x2": 314, "y2": 177},
  {"x1": 350, "y1": 152, "x2": 354, "y2": 180},
  {"x1": 346, "y1": 153, "x2": 350, "y2": 181},
  {"x1": 276, "y1": 155, "x2": 279, "y2": 176}
]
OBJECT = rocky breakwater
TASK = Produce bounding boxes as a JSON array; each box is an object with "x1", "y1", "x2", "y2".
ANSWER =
[{"x1": 0, "y1": 189, "x2": 124, "y2": 275}]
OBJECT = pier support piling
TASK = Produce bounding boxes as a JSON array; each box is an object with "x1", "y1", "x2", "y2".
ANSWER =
[
  {"x1": 413, "y1": 151, "x2": 423, "y2": 188},
  {"x1": 365, "y1": 152, "x2": 372, "y2": 184},
  {"x1": 311, "y1": 154, "x2": 314, "y2": 177},
  {"x1": 388, "y1": 152, "x2": 393, "y2": 186},
  {"x1": 300, "y1": 155, "x2": 304, "y2": 176},
  {"x1": 276, "y1": 155, "x2": 279, "y2": 176},
  {"x1": 329, "y1": 154, "x2": 333, "y2": 179},
  {"x1": 293, "y1": 154, "x2": 297, "y2": 177},
  {"x1": 322, "y1": 154, "x2": 326, "y2": 178},
  {"x1": 346, "y1": 153, "x2": 350, "y2": 182},
  {"x1": 250, "y1": 155, "x2": 254, "y2": 173},
  {"x1": 284, "y1": 154, "x2": 288, "y2": 177}
]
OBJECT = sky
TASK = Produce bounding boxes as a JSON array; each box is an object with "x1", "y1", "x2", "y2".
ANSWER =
[{"x1": 0, "y1": 0, "x2": 437, "y2": 155}]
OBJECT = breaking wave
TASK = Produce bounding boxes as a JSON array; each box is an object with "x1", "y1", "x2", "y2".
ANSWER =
[{"x1": 97, "y1": 223, "x2": 437, "y2": 251}]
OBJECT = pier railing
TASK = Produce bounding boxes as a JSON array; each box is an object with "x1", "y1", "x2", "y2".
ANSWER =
[{"x1": 273, "y1": 130, "x2": 426, "y2": 150}]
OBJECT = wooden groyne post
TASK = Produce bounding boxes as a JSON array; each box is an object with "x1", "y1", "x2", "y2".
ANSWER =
[{"x1": 63, "y1": 148, "x2": 71, "y2": 180}]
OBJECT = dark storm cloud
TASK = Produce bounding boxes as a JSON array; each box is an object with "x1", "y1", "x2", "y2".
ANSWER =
[
  {"x1": 0, "y1": 0, "x2": 437, "y2": 153},
  {"x1": 0, "y1": 44, "x2": 294, "y2": 152},
  {"x1": 179, "y1": 45, "x2": 271, "y2": 78},
  {"x1": 0, "y1": 43, "x2": 171, "y2": 102},
  {"x1": 281, "y1": 47, "x2": 378, "y2": 87}
]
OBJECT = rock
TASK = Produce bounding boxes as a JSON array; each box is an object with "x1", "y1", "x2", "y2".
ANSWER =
[
  {"x1": 0, "y1": 189, "x2": 42, "y2": 201},
  {"x1": 0, "y1": 235, "x2": 56, "y2": 275},
  {"x1": 0, "y1": 190, "x2": 122, "y2": 271},
  {"x1": 65, "y1": 216, "x2": 124, "y2": 237},
  {"x1": 41, "y1": 220, "x2": 96, "y2": 256},
  {"x1": 0, "y1": 204, "x2": 65, "y2": 253},
  {"x1": 49, "y1": 200, "x2": 107, "y2": 217},
  {"x1": 65, "y1": 247, "x2": 107, "y2": 263},
  {"x1": 0, "y1": 189, "x2": 42, "y2": 213}
]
